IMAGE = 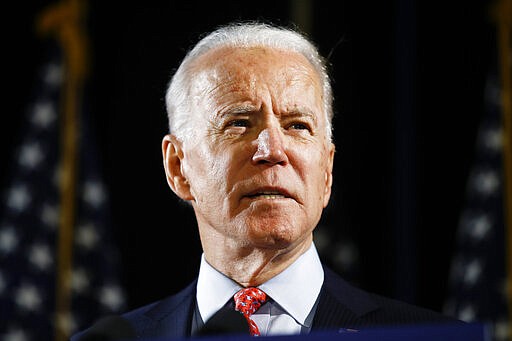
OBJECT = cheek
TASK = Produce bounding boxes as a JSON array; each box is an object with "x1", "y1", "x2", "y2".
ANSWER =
[
  {"x1": 184, "y1": 148, "x2": 215, "y2": 196},
  {"x1": 298, "y1": 149, "x2": 330, "y2": 201},
  {"x1": 186, "y1": 145, "x2": 236, "y2": 197}
]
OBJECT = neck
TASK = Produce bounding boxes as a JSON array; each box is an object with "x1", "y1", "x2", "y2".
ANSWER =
[{"x1": 201, "y1": 233, "x2": 313, "y2": 287}]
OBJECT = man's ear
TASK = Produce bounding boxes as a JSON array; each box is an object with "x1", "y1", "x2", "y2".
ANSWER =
[
  {"x1": 162, "y1": 134, "x2": 194, "y2": 201},
  {"x1": 322, "y1": 142, "x2": 335, "y2": 208}
]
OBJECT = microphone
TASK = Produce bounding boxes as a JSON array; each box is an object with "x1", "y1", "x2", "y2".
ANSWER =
[{"x1": 74, "y1": 315, "x2": 136, "y2": 341}]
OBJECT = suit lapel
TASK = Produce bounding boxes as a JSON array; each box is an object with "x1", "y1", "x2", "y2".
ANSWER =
[
  {"x1": 312, "y1": 267, "x2": 380, "y2": 331},
  {"x1": 312, "y1": 287, "x2": 363, "y2": 330},
  {"x1": 139, "y1": 280, "x2": 197, "y2": 338}
]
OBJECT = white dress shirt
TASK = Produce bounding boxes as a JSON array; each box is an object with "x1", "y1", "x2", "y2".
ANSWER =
[{"x1": 196, "y1": 243, "x2": 324, "y2": 336}]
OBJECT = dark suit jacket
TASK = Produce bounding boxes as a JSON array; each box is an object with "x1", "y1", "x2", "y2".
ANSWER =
[{"x1": 71, "y1": 266, "x2": 459, "y2": 340}]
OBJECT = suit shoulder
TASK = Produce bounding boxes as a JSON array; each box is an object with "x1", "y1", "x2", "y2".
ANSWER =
[
  {"x1": 122, "y1": 279, "x2": 197, "y2": 334},
  {"x1": 320, "y1": 266, "x2": 461, "y2": 327},
  {"x1": 71, "y1": 280, "x2": 197, "y2": 340},
  {"x1": 365, "y1": 292, "x2": 462, "y2": 325}
]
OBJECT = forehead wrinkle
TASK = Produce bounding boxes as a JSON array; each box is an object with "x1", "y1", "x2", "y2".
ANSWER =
[
  {"x1": 206, "y1": 84, "x2": 261, "y2": 123},
  {"x1": 190, "y1": 70, "x2": 250, "y2": 122},
  {"x1": 274, "y1": 78, "x2": 322, "y2": 123},
  {"x1": 196, "y1": 60, "x2": 257, "y2": 97},
  {"x1": 190, "y1": 45, "x2": 324, "y2": 125}
]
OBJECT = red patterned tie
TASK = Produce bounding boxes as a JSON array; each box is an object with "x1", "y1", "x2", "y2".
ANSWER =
[{"x1": 234, "y1": 287, "x2": 268, "y2": 336}]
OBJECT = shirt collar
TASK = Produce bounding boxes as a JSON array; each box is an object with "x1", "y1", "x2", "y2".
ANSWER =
[
  {"x1": 259, "y1": 243, "x2": 324, "y2": 326},
  {"x1": 196, "y1": 255, "x2": 241, "y2": 323},
  {"x1": 196, "y1": 243, "x2": 324, "y2": 326}
]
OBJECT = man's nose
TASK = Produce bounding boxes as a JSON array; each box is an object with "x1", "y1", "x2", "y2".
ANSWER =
[{"x1": 252, "y1": 127, "x2": 289, "y2": 165}]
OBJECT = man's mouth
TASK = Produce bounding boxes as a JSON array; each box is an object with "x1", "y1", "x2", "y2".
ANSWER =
[
  {"x1": 248, "y1": 191, "x2": 286, "y2": 199},
  {"x1": 244, "y1": 188, "x2": 292, "y2": 200}
]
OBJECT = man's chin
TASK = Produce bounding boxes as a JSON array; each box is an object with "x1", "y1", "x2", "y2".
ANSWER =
[{"x1": 245, "y1": 221, "x2": 301, "y2": 249}]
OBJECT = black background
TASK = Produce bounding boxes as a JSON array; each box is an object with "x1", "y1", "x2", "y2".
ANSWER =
[{"x1": 2, "y1": 0, "x2": 494, "y2": 315}]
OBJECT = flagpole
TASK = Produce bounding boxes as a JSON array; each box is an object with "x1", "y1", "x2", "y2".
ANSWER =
[
  {"x1": 491, "y1": 0, "x2": 512, "y2": 332},
  {"x1": 37, "y1": 0, "x2": 88, "y2": 340}
]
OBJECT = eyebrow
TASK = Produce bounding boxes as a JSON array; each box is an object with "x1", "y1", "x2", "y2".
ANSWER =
[
  {"x1": 216, "y1": 105, "x2": 259, "y2": 118},
  {"x1": 283, "y1": 108, "x2": 318, "y2": 124},
  {"x1": 215, "y1": 105, "x2": 319, "y2": 123}
]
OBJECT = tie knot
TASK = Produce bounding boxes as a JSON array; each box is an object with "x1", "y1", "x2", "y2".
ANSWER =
[{"x1": 234, "y1": 287, "x2": 267, "y2": 317}]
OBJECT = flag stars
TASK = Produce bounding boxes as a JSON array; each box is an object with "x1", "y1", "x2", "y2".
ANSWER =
[
  {"x1": 99, "y1": 284, "x2": 125, "y2": 312},
  {"x1": 82, "y1": 181, "x2": 106, "y2": 208},
  {"x1": 28, "y1": 243, "x2": 53, "y2": 271},
  {"x1": 18, "y1": 142, "x2": 44, "y2": 169},
  {"x1": 3, "y1": 328, "x2": 29, "y2": 341},
  {"x1": 0, "y1": 227, "x2": 19, "y2": 254},
  {"x1": 457, "y1": 304, "x2": 476, "y2": 322},
  {"x1": 31, "y1": 102, "x2": 57, "y2": 129},
  {"x1": 470, "y1": 170, "x2": 500, "y2": 196},
  {"x1": 75, "y1": 223, "x2": 99, "y2": 250},
  {"x1": 481, "y1": 127, "x2": 502, "y2": 152},
  {"x1": 1, "y1": 53, "x2": 127, "y2": 340},
  {"x1": 468, "y1": 215, "x2": 492, "y2": 241},
  {"x1": 7, "y1": 185, "x2": 31, "y2": 212},
  {"x1": 43, "y1": 63, "x2": 63, "y2": 86},
  {"x1": 71, "y1": 268, "x2": 90, "y2": 294},
  {"x1": 463, "y1": 260, "x2": 482, "y2": 286},
  {"x1": 15, "y1": 283, "x2": 42, "y2": 312}
]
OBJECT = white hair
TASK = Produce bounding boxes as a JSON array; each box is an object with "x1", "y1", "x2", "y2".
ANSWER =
[{"x1": 165, "y1": 22, "x2": 334, "y2": 143}]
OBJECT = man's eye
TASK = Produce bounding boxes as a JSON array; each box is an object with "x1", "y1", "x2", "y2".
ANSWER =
[
  {"x1": 288, "y1": 123, "x2": 310, "y2": 130},
  {"x1": 227, "y1": 119, "x2": 249, "y2": 127}
]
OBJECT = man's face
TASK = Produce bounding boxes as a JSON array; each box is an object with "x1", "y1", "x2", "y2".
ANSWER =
[{"x1": 178, "y1": 46, "x2": 334, "y2": 251}]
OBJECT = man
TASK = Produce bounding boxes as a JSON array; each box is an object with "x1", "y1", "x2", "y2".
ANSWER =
[{"x1": 72, "y1": 21, "x2": 457, "y2": 340}]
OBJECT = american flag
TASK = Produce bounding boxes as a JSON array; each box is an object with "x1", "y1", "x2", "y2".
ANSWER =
[
  {"x1": 0, "y1": 38, "x2": 126, "y2": 340},
  {"x1": 443, "y1": 47, "x2": 510, "y2": 340}
]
